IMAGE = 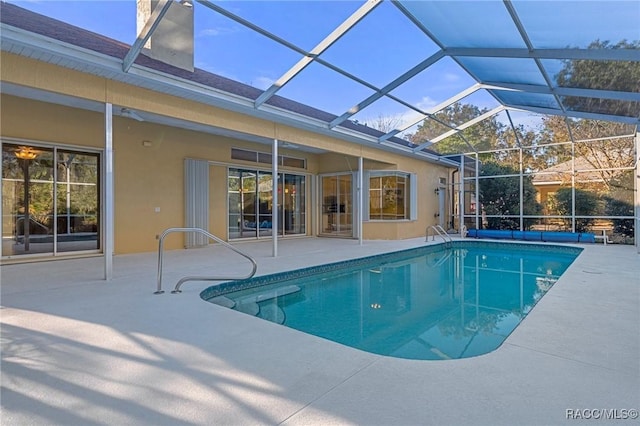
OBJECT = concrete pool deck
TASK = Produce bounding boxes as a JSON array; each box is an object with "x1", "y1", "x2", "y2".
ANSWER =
[{"x1": 1, "y1": 237, "x2": 638, "y2": 425}]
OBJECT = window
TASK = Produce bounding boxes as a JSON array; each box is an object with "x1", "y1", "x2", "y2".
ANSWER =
[
  {"x1": 231, "y1": 148, "x2": 306, "y2": 169},
  {"x1": 368, "y1": 172, "x2": 413, "y2": 221}
]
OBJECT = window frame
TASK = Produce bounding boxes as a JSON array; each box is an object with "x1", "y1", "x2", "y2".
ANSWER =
[{"x1": 365, "y1": 171, "x2": 416, "y2": 221}]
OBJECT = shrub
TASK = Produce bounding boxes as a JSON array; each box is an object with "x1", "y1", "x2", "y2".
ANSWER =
[{"x1": 551, "y1": 188, "x2": 601, "y2": 232}]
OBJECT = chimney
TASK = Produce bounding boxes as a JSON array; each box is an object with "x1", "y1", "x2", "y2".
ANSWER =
[{"x1": 136, "y1": 0, "x2": 194, "y2": 72}]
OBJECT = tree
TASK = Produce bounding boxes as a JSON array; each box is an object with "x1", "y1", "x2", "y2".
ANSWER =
[
  {"x1": 409, "y1": 103, "x2": 506, "y2": 155},
  {"x1": 535, "y1": 39, "x2": 639, "y2": 186},
  {"x1": 550, "y1": 188, "x2": 601, "y2": 232},
  {"x1": 362, "y1": 113, "x2": 405, "y2": 134},
  {"x1": 479, "y1": 162, "x2": 541, "y2": 230},
  {"x1": 604, "y1": 170, "x2": 635, "y2": 238},
  {"x1": 556, "y1": 40, "x2": 640, "y2": 118},
  {"x1": 535, "y1": 115, "x2": 635, "y2": 194}
]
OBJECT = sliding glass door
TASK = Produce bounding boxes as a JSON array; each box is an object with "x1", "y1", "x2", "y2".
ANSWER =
[
  {"x1": 1, "y1": 142, "x2": 100, "y2": 258},
  {"x1": 228, "y1": 168, "x2": 306, "y2": 239}
]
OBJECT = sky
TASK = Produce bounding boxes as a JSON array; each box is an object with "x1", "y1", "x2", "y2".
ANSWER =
[{"x1": 6, "y1": 0, "x2": 640, "y2": 136}]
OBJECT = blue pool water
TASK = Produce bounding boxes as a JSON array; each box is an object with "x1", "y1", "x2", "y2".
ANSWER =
[{"x1": 201, "y1": 241, "x2": 581, "y2": 360}]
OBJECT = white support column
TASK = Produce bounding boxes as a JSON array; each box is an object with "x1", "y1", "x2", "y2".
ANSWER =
[
  {"x1": 635, "y1": 132, "x2": 639, "y2": 253},
  {"x1": 358, "y1": 156, "x2": 364, "y2": 246},
  {"x1": 474, "y1": 154, "x2": 480, "y2": 231},
  {"x1": 519, "y1": 147, "x2": 524, "y2": 231},
  {"x1": 312, "y1": 175, "x2": 317, "y2": 236},
  {"x1": 272, "y1": 139, "x2": 278, "y2": 257},
  {"x1": 571, "y1": 142, "x2": 576, "y2": 233},
  {"x1": 0, "y1": 143, "x2": 3, "y2": 257},
  {"x1": 459, "y1": 155, "x2": 465, "y2": 232},
  {"x1": 104, "y1": 103, "x2": 114, "y2": 280}
]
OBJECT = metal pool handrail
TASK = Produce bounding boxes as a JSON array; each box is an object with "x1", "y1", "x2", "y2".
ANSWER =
[
  {"x1": 426, "y1": 225, "x2": 453, "y2": 244},
  {"x1": 155, "y1": 227, "x2": 258, "y2": 295}
]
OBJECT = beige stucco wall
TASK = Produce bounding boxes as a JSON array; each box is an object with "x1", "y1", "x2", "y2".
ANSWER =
[
  {"x1": 0, "y1": 93, "x2": 105, "y2": 148},
  {"x1": 1, "y1": 52, "x2": 454, "y2": 255}
]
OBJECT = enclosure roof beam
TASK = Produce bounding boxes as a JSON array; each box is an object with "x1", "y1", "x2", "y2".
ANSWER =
[
  {"x1": 412, "y1": 106, "x2": 506, "y2": 152},
  {"x1": 254, "y1": 0, "x2": 382, "y2": 108},
  {"x1": 330, "y1": 50, "x2": 445, "y2": 129},
  {"x1": 481, "y1": 82, "x2": 640, "y2": 103},
  {"x1": 503, "y1": 0, "x2": 568, "y2": 118},
  {"x1": 506, "y1": 104, "x2": 640, "y2": 125},
  {"x1": 445, "y1": 47, "x2": 640, "y2": 62},
  {"x1": 378, "y1": 83, "x2": 482, "y2": 143},
  {"x1": 505, "y1": 110, "x2": 522, "y2": 148}
]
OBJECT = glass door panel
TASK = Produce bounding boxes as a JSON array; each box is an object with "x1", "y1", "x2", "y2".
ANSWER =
[
  {"x1": 56, "y1": 151, "x2": 99, "y2": 252},
  {"x1": 241, "y1": 171, "x2": 257, "y2": 238},
  {"x1": 321, "y1": 174, "x2": 353, "y2": 237},
  {"x1": 283, "y1": 174, "x2": 305, "y2": 235},
  {"x1": 228, "y1": 169, "x2": 242, "y2": 238},
  {"x1": 338, "y1": 174, "x2": 353, "y2": 235},
  {"x1": 257, "y1": 171, "x2": 273, "y2": 237},
  {"x1": 228, "y1": 168, "x2": 258, "y2": 239},
  {"x1": 2, "y1": 144, "x2": 54, "y2": 256}
]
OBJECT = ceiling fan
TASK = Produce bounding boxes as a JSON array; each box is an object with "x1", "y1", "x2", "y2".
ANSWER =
[{"x1": 120, "y1": 107, "x2": 144, "y2": 122}]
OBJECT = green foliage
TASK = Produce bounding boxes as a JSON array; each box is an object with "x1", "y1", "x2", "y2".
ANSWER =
[
  {"x1": 604, "y1": 171, "x2": 635, "y2": 237},
  {"x1": 479, "y1": 162, "x2": 541, "y2": 230},
  {"x1": 2, "y1": 146, "x2": 99, "y2": 235},
  {"x1": 556, "y1": 40, "x2": 640, "y2": 118},
  {"x1": 551, "y1": 188, "x2": 601, "y2": 232},
  {"x1": 399, "y1": 39, "x2": 638, "y2": 238},
  {"x1": 605, "y1": 198, "x2": 634, "y2": 237}
]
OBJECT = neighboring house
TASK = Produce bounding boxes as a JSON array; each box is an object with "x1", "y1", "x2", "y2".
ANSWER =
[
  {"x1": 531, "y1": 147, "x2": 635, "y2": 236},
  {"x1": 533, "y1": 156, "x2": 605, "y2": 212},
  {"x1": 0, "y1": 2, "x2": 458, "y2": 263},
  {"x1": 532, "y1": 150, "x2": 633, "y2": 212}
]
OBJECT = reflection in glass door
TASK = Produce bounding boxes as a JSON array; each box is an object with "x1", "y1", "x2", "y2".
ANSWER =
[
  {"x1": 257, "y1": 171, "x2": 273, "y2": 237},
  {"x1": 283, "y1": 174, "x2": 305, "y2": 235},
  {"x1": 2, "y1": 143, "x2": 100, "y2": 257},
  {"x1": 228, "y1": 169, "x2": 257, "y2": 238},
  {"x1": 56, "y1": 150, "x2": 100, "y2": 252},
  {"x1": 320, "y1": 174, "x2": 353, "y2": 237},
  {"x1": 228, "y1": 168, "x2": 306, "y2": 239}
]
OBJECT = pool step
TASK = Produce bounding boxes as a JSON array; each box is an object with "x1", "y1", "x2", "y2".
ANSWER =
[
  {"x1": 258, "y1": 302, "x2": 286, "y2": 324},
  {"x1": 235, "y1": 301, "x2": 259, "y2": 316},
  {"x1": 212, "y1": 285, "x2": 300, "y2": 322},
  {"x1": 255, "y1": 285, "x2": 301, "y2": 302},
  {"x1": 208, "y1": 296, "x2": 236, "y2": 308}
]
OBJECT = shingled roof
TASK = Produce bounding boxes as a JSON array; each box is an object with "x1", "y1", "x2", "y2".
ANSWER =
[{"x1": 532, "y1": 150, "x2": 633, "y2": 185}]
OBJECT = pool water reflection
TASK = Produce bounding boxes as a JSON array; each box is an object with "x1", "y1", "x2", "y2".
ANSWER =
[{"x1": 203, "y1": 242, "x2": 581, "y2": 360}]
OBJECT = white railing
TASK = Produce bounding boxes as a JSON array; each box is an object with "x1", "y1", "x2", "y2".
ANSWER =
[
  {"x1": 426, "y1": 225, "x2": 453, "y2": 244},
  {"x1": 155, "y1": 227, "x2": 257, "y2": 294}
]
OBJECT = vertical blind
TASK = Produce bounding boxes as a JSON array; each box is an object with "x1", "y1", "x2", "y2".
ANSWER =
[{"x1": 184, "y1": 158, "x2": 209, "y2": 247}]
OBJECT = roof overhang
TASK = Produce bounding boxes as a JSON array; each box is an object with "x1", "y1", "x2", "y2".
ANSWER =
[{"x1": 0, "y1": 22, "x2": 460, "y2": 167}]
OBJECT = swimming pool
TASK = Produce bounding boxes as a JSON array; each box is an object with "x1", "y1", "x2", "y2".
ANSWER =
[{"x1": 201, "y1": 241, "x2": 581, "y2": 360}]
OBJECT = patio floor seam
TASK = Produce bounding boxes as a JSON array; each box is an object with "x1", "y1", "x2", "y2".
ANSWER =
[{"x1": 501, "y1": 342, "x2": 637, "y2": 375}]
